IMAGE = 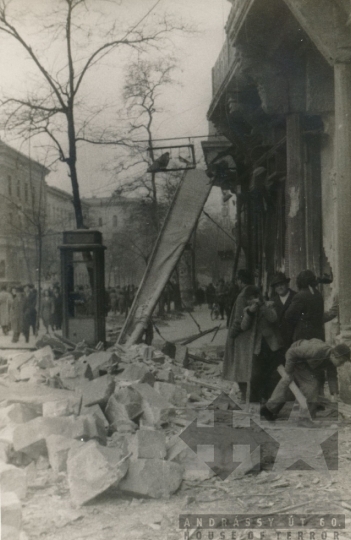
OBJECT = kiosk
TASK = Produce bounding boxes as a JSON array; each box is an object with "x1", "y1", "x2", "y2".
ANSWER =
[{"x1": 59, "y1": 230, "x2": 106, "y2": 346}]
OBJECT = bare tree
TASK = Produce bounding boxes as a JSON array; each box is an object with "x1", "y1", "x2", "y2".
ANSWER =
[
  {"x1": 0, "y1": 0, "x2": 187, "y2": 228},
  {"x1": 113, "y1": 56, "x2": 181, "y2": 232}
]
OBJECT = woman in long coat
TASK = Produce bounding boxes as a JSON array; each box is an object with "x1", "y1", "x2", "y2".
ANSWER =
[
  {"x1": 11, "y1": 287, "x2": 24, "y2": 343},
  {"x1": 41, "y1": 290, "x2": 54, "y2": 333},
  {"x1": 0, "y1": 286, "x2": 12, "y2": 335}
]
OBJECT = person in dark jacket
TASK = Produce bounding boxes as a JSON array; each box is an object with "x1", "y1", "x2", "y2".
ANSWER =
[
  {"x1": 206, "y1": 283, "x2": 216, "y2": 309},
  {"x1": 284, "y1": 270, "x2": 336, "y2": 342},
  {"x1": 11, "y1": 287, "x2": 24, "y2": 343},
  {"x1": 22, "y1": 285, "x2": 32, "y2": 343},
  {"x1": 270, "y1": 272, "x2": 296, "y2": 350},
  {"x1": 51, "y1": 288, "x2": 63, "y2": 331},
  {"x1": 261, "y1": 339, "x2": 350, "y2": 420}
]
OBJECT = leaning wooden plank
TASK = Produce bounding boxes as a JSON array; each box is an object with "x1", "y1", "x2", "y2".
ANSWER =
[
  {"x1": 188, "y1": 353, "x2": 218, "y2": 365},
  {"x1": 179, "y1": 326, "x2": 220, "y2": 346},
  {"x1": 117, "y1": 169, "x2": 213, "y2": 347}
]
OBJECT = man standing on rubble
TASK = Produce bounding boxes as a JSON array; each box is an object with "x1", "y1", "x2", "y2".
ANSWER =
[
  {"x1": 222, "y1": 269, "x2": 254, "y2": 386},
  {"x1": 260, "y1": 339, "x2": 351, "y2": 420}
]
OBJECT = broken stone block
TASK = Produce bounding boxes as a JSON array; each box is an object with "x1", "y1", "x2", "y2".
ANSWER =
[
  {"x1": 119, "y1": 459, "x2": 183, "y2": 498},
  {"x1": 155, "y1": 368, "x2": 175, "y2": 383},
  {"x1": 81, "y1": 404, "x2": 109, "y2": 429},
  {"x1": 81, "y1": 375, "x2": 115, "y2": 407},
  {"x1": 7, "y1": 352, "x2": 34, "y2": 382},
  {"x1": 179, "y1": 382, "x2": 202, "y2": 402},
  {"x1": 0, "y1": 403, "x2": 39, "y2": 429},
  {"x1": 105, "y1": 396, "x2": 137, "y2": 433},
  {"x1": 166, "y1": 436, "x2": 214, "y2": 481},
  {"x1": 132, "y1": 383, "x2": 174, "y2": 426},
  {"x1": 33, "y1": 346, "x2": 55, "y2": 369},
  {"x1": 13, "y1": 417, "x2": 74, "y2": 459},
  {"x1": 67, "y1": 440, "x2": 129, "y2": 506},
  {"x1": 0, "y1": 462, "x2": 27, "y2": 499},
  {"x1": 46, "y1": 435, "x2": 82, "y2": 473},
  {"x1": 156, "y1": 381, "x2": 187, "y2": 406},
  {"x1": 160, "y1": 341, "x2": 176, "y2": 359},
  {"x1": 0, "y1": 440, "x2": 10, "y2": 463},
  {"x1": 83, "y1": 351, "x2": 117, "y2": 378},
  {"x1": 154, "y1": 382, "x2": 187, "y2": 407},
  {"x1": 71, "y1": 414, "x2": 107, "y2": 445},
  {"x1": 135, "y1": 429, "x2": 166, "y2": 459},
  {"x1": 42, "y1": 395, "x2": 82, "y2": 417},
  {"x1": 118, "y1": 363, "x2": 151, "y2": 382},
  {"x1": 1, "y1": 492, "x2": 22, "y2": 529},
  {"x1": 50, "y1": 357, "x2": 93, "y2": 390},
  {"x1": 139, "y1": 372, "x2": 156, "y2": 386},
  {"x1": 174, "y1": 344, "x2": 188, "y2": 366},
  {"x1": 113, "y1": 387, "x2": 143, "y2": 420}
]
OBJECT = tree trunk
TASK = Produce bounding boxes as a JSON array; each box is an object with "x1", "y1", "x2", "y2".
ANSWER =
[
  {"x1": 67, "y1": 106, "x2": 84, "y2": 229},
  {"x1": 36, "y1": 230, "x2": 42, "y2": 334}
]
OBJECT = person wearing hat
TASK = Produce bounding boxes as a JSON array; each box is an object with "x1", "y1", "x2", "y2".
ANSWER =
[
  {"x1": 261, "y1": 339, "x2": 350, "y2": 421},
  {"x1": 270, "y1": 272, "x2": 296, "y2": 350},
  {"x1": 284, "y1": 269, "x2": 337, "y2": 343}
]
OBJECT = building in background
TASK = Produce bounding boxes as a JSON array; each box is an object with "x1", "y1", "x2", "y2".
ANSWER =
[{"x1": 0, "y1": 140, "x2": 49, "y2": 285}]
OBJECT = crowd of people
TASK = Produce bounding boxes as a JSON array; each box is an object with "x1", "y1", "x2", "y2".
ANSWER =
[
  {"x1": 106, "y1": 285, "x2": 137, "y2": 317},
  {"x1": 222, "y1": 268, "x2": 351, "y2": 421},
  {"x1": 0, "y1": 284, "x2": 63, "y2": 343}
]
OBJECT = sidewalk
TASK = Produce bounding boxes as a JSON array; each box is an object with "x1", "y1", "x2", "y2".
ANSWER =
[
  {"x1": 152, "y1": 305, "x2": 228, "y2": 348},
  {"x1": 0, "y1": 324, "x2": 61, "y2": 353}
]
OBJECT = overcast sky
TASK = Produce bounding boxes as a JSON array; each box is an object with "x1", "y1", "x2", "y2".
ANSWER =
[{"x1": 0, "y1": 0, "x2": 231, "y2": 199}]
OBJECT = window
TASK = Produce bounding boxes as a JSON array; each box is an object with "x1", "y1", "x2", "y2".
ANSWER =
[
  {"x1": 98, "y1": 217, "x2": 103, "y2": 226},
  {"x1": 24, "y1": 183, "x2": 29, "y2": 203},
  {"x1": 8, "y1": 213, "x2": 12, "y2": 225},
  {"x1": 16, "y1": 180, "x2": 20, "y2": 199},
  {"x1": 113, "y1": 215, "x2": 117, "y2": 227},
  {"x1": 8, "y1": 175, "x2": 12, "y2": 196}
]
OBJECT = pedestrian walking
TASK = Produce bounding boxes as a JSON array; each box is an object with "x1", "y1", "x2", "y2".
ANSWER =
[
  {"x1": 51, "y1": 288, "x2": 63, "y2": 331},
  {"x1": 206, "y1": 283, "x2": 216, "y2": 309},
  {"x1": 215, "y1": 279, "x2": 226, "y2": 320},
  {"x1": 41, "y1": 289, "x2": 54, "y2": 333},
  {"x1": 11, "y1": 286, "x2": 24, "y2": 343},
  {"x1": 0, "y1": 285, "x2": 12, "y2": 335},
  {"x1": 110, "y1": 289, "x2": 117, "y2": 314}
]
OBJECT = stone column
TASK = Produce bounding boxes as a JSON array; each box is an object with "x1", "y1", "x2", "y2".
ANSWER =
[
  {"x1": 285, "y1": 113, "x2": 307, "y2": 286},
  {"x1": 335, "y1": 64, "x2": 351, "y2": 334},
  {"x1": 334, "y1": 63, "x2": 351, "y2": 403}
]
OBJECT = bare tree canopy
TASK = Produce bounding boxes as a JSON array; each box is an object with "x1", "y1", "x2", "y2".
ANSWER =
[{"x1": 0, "y1": 0, "x2": 189, "y2": 227}]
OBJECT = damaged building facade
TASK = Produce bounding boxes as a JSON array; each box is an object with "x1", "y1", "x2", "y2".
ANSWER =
[{"x1": 203, "y1": 0, "x2": 351, "y2": 351}]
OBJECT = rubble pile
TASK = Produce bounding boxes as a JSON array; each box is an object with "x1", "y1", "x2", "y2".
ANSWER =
[{"x1": 0, "y1": 336, "x2": 226, "y2": 536}]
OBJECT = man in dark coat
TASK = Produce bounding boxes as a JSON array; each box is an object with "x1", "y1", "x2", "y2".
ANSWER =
[
  {"x1": 261, "y1": 339, "x2": 350, "y2": 420},
  {"x1": 270, "y1": 272, "x2": 296, "y2": 350},
  {"x1": 284, "y1": 270, "x2": 336, "y2": 342}
]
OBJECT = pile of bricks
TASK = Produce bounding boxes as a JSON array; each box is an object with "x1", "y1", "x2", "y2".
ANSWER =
[{"x1": 0, "y1": 338, "x2": 223, "y2": 529}]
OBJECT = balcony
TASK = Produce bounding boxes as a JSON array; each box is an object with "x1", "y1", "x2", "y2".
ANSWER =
[{"x1": 209, "y1": 1, "x2": 255, "y2": 119}]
